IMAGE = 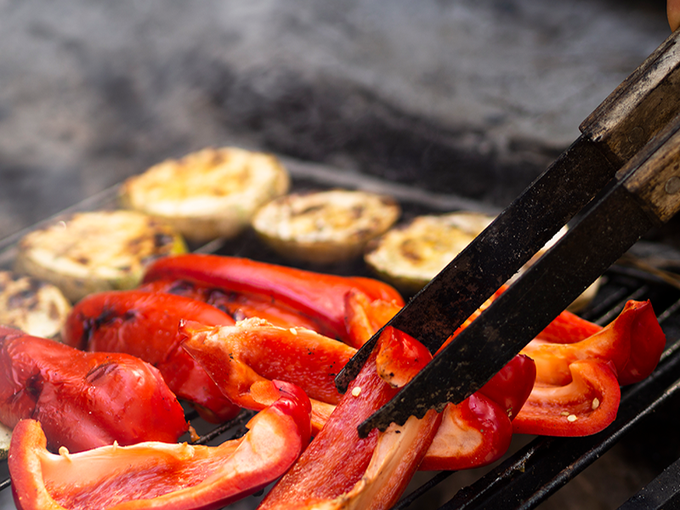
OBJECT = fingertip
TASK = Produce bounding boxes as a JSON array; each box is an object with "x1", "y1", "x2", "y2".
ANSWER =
[{"x1": 669, "y1": 0, "x2": 680, "y2": 32}]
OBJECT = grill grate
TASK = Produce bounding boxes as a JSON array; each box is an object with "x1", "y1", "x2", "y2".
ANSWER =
[{"x1": 1, "y1": 158, "x2": 680, "y2": 509}]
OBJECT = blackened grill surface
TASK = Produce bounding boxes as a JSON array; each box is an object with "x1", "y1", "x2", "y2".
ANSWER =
[{"x1": 1, "y1": 160, "x2": 680, "y2": 509}]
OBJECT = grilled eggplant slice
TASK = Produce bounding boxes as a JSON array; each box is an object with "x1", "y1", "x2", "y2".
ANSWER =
[
  {"x1": 0, "y1": 271, "x2": 71, "y2": 340},
  {"x1": 119, "y1": 146, "x2": 291, "y2": 243},
  {"x1": 252, "y1": 189, "x2": 401, "y2": 264},
  {"x1": 14, "y1": 210, "x2": 186, "y2": 303}
]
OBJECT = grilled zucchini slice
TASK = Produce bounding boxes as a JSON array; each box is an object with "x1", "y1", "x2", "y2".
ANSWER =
[
  {"x1": 365, "y1": 211, "x2": 597, "y2": 309},
  {"x1": 0, "y1": 271, "x2": 71, "y2": 340},
  {"x1": 14, "y1": 210, "x2": 186, "y2": 303},
  {"x1": 119, "y1": 146, "x2": 291, "y2": 243},
  {"x1": 252, "y1": 189, "x2": 401, "y2": 264},
  {"x1": 364, "y1": 211, "x2": 494, "y2": 294}
]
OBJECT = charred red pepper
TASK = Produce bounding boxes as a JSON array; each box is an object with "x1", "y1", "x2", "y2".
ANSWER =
[
  {"x1": 179, "y1": 318, "x2": 355, "y2": 433},
  {"x1": 514, "y1": 300, "x2": 666, "y2": 436},
  {"x1": 142, "y1": 254, "x2": 405, "y2": 343},
  {"x1": 62, "y1": 290, "x2": 241, "y2": 423},
  {"x1": 8, "y1": 380, "x2": 312, "y2": 510},
  {"x1": 258, "y1": 326, "x2": 440, "y2": 510},
  {"x1": 140, "y1": 278, "x2": 324, "y2": 331},
  {"x1": 0, "y1": 325, "x2": 188, "y2": 453}
]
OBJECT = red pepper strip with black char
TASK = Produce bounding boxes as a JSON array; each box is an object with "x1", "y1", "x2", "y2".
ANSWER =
[
  {"x1": 179, "y1": 318, "x2": 354, "y2": 434},
  {"x1": 0, "y1": 326, "x2": 188, "y2": 453},
  {"x1": 514, "y1": 300, "x2": 665, "y2": 436},
  {"x1": 140, "y1": 278, "x2": 324, "y2": 332},
  {"x1": 8, "y1": 380, "x2": 312, "y2": 510},
  {"x1": 62, "y1": 290, "x2": 240, "y2": 423},
  {"x1": 142, "y1": 254, "x2": 405, "y2": 343},
  {"x1": 258, "y1": 326, "x2": 440, "y2": 510}
]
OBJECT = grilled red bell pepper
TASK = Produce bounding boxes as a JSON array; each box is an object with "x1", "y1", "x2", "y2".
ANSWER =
[
  {"x1": 142, "y1": 254, "x2": 405, "y2": 343},
  {"x1": 418, "y1": 352, "x2": 535, "y2": 471},
  {"x1": 536, "y1": 309, "x2": 603, "y2": 344},
  {"x1": 512, "y1": 359, "x2": 621, "y2": 437},
  {"x1": 522, "y1": 300, "x2": 665, "y2": 386},
  {"x1": 179, "y1": 318, "x2": 355, "y2": 433},
  {"x1": 0, "y1": 325, "x2": 188, "y2": 453},
  {"x1": 62, "y1": 290, "x2": 240, "y2": 423},
  {"x1": 344, "y1": 289, "x2": 403, "y2": 348},
  {"x1": 140, "y1": 278, "x2": 324, "y2": 331},
  {"x1": 258, "y1": 326, "x2": 440, "y2": 510},
  {"x1": 8, "y1": 380, "x2": 312, "y2": 510},
  {"x1": 514, "y1": 300, "x2": 665, "y2": 436}
]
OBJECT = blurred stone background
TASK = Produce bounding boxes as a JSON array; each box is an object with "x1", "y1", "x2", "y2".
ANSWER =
[{"x1": 0, "y1": 0, "x2": 675, "y2": 509}]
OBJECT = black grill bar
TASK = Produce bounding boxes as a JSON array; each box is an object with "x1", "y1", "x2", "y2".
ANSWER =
[{"x1": 619, "y1": 452, "x2": 680, "y2": 509}]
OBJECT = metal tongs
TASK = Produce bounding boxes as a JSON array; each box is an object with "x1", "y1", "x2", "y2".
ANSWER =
[{"x1": 336, "y1": 29, "x2": 680, "y2": 438}]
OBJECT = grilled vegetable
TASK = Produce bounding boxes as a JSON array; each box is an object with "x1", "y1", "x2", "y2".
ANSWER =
[
  {"x1": 0, "y1": 325, "x2": 188, "y2": 453},
  {"x1": 0, "y1": 271, "x2": 71, "y2": 340},
  {"x1": 120, "y1": 146, "x2": 290, "y2": 243},
  {"x1": 364, "y1": 211, "x2": 494, "y2": 294},
  {"x1": 514, "y1": 300, "x2": 666, "y2": 436},
  {"x1": 14, "y1": 210, "x2": 186, "y2": 303},
  {"x1": 252, "y1": 189, "x2": 400, "y2": 264},
  {"x1": 180, "y1": 318, "x2": 356, "y2": 434},
  {"x1": 364, "y1": 211, "x2": 597, "y2": 308},
  {"x1": 62, "y1": 290, "x2": 241, "y2": 424},
  {"x1": 8, "y1": 381, "x2": 311, "y2": 510},
  {"x1": 142, "y1": 253, "x2": 405, "y2": 343}
]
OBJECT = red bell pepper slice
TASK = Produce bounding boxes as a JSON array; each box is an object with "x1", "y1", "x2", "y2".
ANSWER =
[
  {"x1": 344, "y1": 289, "x2": 403, "y2": 349},
  {"x1": 512, "y1": 359, "x2": 621, "y2": 436},
  {"x1": 521, "y1": 300, "x2": 665, "y2": 386},
  {"x1": 419, "y1": 353, "x2": 535, "y2": 471},
  {"x1": 142, "y1": 254, "x2": 404, "y2": 342},
  {"x1": 179, "y1": 318, "x2": 355, "y2": 434},
  {"x1": 0, "y1": 326, "x2": 188, "y2": 453},
  {"x1": 419, "y1": 393, "x2": 513, "y2": 471},
  {"x1": 514, "y1": 300, "x2": 664, "y2": 436},
  {"x1": 536, "y1": 309, "x2": 603, "y2": 344},
  {"x1": 258, "y1": 326, "x2": 440, "y2": 510},
  {"x1": 8, "y1": 380, "x2": 312, "y2": 510},
  {"x1": 140, "y1": 278, "x2": 324, "y2": 331},
  {"x1": 62, "y1": 290, "x2": 240, "y2": 423}
]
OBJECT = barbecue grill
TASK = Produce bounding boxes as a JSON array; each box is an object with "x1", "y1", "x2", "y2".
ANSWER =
[{"x1": 1, "y1": 157, "x2": 680, "y2": 509}]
